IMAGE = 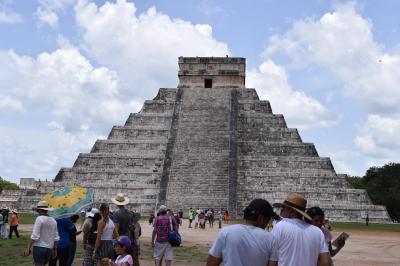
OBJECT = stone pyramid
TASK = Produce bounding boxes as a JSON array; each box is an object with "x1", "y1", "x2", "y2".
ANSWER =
[{"x1": 15, "y1": 57, "x2": 390, "y2": 222}]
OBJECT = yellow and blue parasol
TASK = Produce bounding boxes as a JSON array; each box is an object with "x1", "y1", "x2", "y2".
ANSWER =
[{"x1": 42, "y1": 184, "x2": 94, "y2": 220}]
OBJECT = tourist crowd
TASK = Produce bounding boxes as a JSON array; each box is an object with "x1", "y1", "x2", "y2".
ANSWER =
[
  {"x1": 0, "y1": 206, "x2": 19, "y2": 239},
  {"x1": 24, "y1": 191, "x2": 346, "y2": 266},
  {"x1": 206, "y1": 192, "x2": 346, "y2": 266}
]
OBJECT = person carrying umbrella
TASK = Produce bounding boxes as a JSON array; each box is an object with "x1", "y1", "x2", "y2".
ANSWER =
[{"x1": 25, "y1": 201, "x2": 60, "y2": 266}]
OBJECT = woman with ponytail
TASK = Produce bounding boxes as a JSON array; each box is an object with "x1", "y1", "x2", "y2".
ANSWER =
[{"x1": 92, "y1": 203, "x2": 119, "y2": 265}]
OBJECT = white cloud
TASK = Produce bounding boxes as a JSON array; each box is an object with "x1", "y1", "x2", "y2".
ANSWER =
[
  {"x1": 0, "y1": 45, "x2": 139, "y2": 132},
  {"x1": 35, "y1": 6, "x2": 58, "y2": 27},
  {"x1": 35, "y1": 0, "x2": 76, "y2": 27},
  {"x1": 260, "y1": 2, "x2": 400, "y2": 171},
  {"x1": 355, "y1": 115, "x2": 400, "y2": 158},
  {"x1": 247, "y1": 60, "x2": 339, "y2": 129},
  {"x1": 0, "y1": 10, "x2": 22, "y2": 24},
  {"x1": 264, "y1": 2, "x2": 400, "y2": 115},
  {"x1": 74, "y1": 0, "x2": 229, "y2": 99},
  {"x1": 0, "y1": 94, "x2": 24, "y2": 113},
  {"x1": 0, "y1": 1, "x2": 22, "y2": 24},
  {"x1": 0, "y1": 126, "x2": 104, "y2": 183}
]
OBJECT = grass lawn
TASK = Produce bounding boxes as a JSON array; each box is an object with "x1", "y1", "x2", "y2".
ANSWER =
[
  {"x1": 331, "y1": 222, "x2": 400, "y2": 232},
  {"x1": 0, "y1": 234, "x2": 35, "y2": 266},
  {"x1": 18, "y1": 213, "x2": 36, "y2": 224},
  {"x1": 0, "y1": 232, "x2": 85, "y2": 266}
]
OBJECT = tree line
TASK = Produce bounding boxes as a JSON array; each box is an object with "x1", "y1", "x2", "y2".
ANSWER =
[
  {"x1": 0, "y1": 176, "x2": 19, "y2": 192},
  {"x1": 347, "y1": 163, "x2": 400, "y2": 222}
]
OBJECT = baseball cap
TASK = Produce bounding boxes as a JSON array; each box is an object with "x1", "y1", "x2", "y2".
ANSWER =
[
  {"x1": 244, "y1": 199, "x2": 280, "y2": 220},
  {"x1": 112, "y1": 235, "x2": 131, "y2": 249}
]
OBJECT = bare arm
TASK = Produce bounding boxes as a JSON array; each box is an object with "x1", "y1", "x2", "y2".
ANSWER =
[
  {"x1": 25, "y1": 239, "x2": 34, "y2": 256},
  {"x1": 317, "y1": 252, "x2": 330, "y2": 266},
  {"x1": 151, "y1": 227, "x2": 157, "y2": 247},
  {"x1": 112, "y1": 226, "x2": 119, "y2": 239},
  {"x1": 92, "y1": 220, "x2": 105, "y2": 259},
  {"x1": 114, "y1": 222, "x2": 120, "y2": 236},
  {"x1": 206, "y1": 255, "x2": 222, "y2": 266}
]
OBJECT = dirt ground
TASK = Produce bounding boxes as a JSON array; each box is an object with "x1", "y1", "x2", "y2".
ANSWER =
[{"x1": 20, "y1": 220, "x2": 400, "y2": 266}]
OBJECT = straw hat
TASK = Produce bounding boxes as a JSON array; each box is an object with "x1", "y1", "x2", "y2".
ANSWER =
[
  {"x1": 12, "y1": 209, "x2": 18, "y2": 213},
  {"x1": 273, "y1": 192, "x2": 312, "y2": 220},
  {"x1": 111, "y1": 193, "x2": 130, "y2": 206},
  {"x1": 32, "y1": 201, "x2": 53, "y2": 211}
]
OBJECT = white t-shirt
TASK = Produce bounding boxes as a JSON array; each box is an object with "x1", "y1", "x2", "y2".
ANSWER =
[
  {"x1": 31, "y1": 215, "x2": 60, "y2": 249},
  {"x1": 209, "y1": 224, "x2": 278, "y2": 266},
  {"x1": 115, "y1": 254, "x2": 133, "y2": 266},
  {"x1": 272, "y1": 218, "x2": 328, "y2": 266}
]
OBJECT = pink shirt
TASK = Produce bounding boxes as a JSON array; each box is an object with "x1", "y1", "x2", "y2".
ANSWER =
[
  {"x1": 11, "y1": 213, "x2": 19, "y2": 226},
  {"x1": 115, "y1": 254, "x2": 133, "y2": 266}
]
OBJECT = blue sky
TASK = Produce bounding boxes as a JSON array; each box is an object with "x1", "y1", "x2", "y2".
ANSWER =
[{"x1": 1, "y1": 0, "x2": 400, "y2": 184}]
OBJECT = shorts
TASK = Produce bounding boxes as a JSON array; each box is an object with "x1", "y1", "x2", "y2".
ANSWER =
[
  {"x1": 33, "y1": 246, "x2": 52, "y2": 265},
  {"x1": 154, "y1": 241, "x2": 173, "y2": 261}
]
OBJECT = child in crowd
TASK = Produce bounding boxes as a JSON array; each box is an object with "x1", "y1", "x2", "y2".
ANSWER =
[{"x1": 102, "y1": 235, "x2": 133, "y2": 266}]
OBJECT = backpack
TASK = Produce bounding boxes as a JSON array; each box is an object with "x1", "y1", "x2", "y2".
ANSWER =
[{"x1": 167, "y1": 216, "x2": 181, "y2": 247}]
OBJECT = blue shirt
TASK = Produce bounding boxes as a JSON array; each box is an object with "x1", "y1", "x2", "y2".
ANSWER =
[{"x1": 56, "y1": 218, "x2": 73, "y2": 248}]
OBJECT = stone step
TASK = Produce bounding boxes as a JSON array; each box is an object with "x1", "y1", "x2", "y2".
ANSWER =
[
  {"x1": 58, "y1": 172, "x2": 160, "y2": 183},
  {"x1": 238, "y1": 88, "x2": 260, "y2": 100},
  {"x1": 238, "y1": 113, "x2": 287, "y2": 128},
  {"x1": 240, "y1": 177, "x2": 349, "y2": 189},
  {"x1": 108, "y1": 126, "x2": 170, "y2": 140},
  {"x1": 238, "y1": 156, "x2": 334, "y2": 170},
  {"x1": 238, "y1": 128, "x2": 302, "y2": 142},
  {"x1": 91, "y1": 140, "x2": 167, "y2": 154},
  {"x1": 141, "y1": 100, "x2": 175, "y2": 113},
  {"x1": 125, "y1": 114, "x2": 173, "y2": 127},
  {"x1": 238, "y1": 168, "x2": 336, "y2": 176},
  {"x1": 238, "y1": 142, "x2": 318, "y2": 157},
  {"x1": 73, "y1": 153, "x2": 165, "y2": 169},
  {"x1": 152, "y1": 88, "x2": 177, "y2": 102},
  {"x1": 238, "y1": 100, "x2": 272, "y2": 113}
]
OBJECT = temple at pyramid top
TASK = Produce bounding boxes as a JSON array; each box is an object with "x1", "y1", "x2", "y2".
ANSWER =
[{"x1": 178, "y1": 56, "x2": 246, "y2": 88}]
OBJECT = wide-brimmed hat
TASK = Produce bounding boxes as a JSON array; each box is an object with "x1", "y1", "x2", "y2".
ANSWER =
[
  {"x1": 32, "y1": 201, "x2": 53, "y2": 211},
  {"x1": 12, "y1": 209, "x2": 18, "y2": 213},
  {"x1": 86, "y1": 208, "x2": 99, "y2": 218},
  {"x1": 111, "y1": 193, "x2": 130, "y2": 206},
  {"x1": 273, "y1": 192, "x2": 311, "y2": 220},
  {"x1": 158, "y1": 205, "x2": 167, "y2": 213}
]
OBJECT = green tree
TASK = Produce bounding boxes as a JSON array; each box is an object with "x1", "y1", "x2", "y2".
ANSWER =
[
  {"x1": 347, "y1": 175, "x2": 366, "y2": 189},
  {"x1": 363, "y1": 163, "x2": 400, "y2": 221},
  {"x1": 0, "y1": 176, "x2": 19, "y2": 192}
]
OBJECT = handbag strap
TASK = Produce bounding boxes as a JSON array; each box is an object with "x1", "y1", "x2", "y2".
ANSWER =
[{"x1": 169, "y1": 215, "x2": 174, "y2": 232}]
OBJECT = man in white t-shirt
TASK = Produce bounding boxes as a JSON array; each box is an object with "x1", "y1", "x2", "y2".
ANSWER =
[
  {"x1": 206, "y1": 199, "x2": 280, "y2": 266},
  {"x1": 272, "y1": 192, "x2": 329, "y2": 266}
]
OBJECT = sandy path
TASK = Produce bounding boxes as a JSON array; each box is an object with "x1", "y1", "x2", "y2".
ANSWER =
[{"x1": 19, "y1": 220, "x2": 400, "y2": 265}]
